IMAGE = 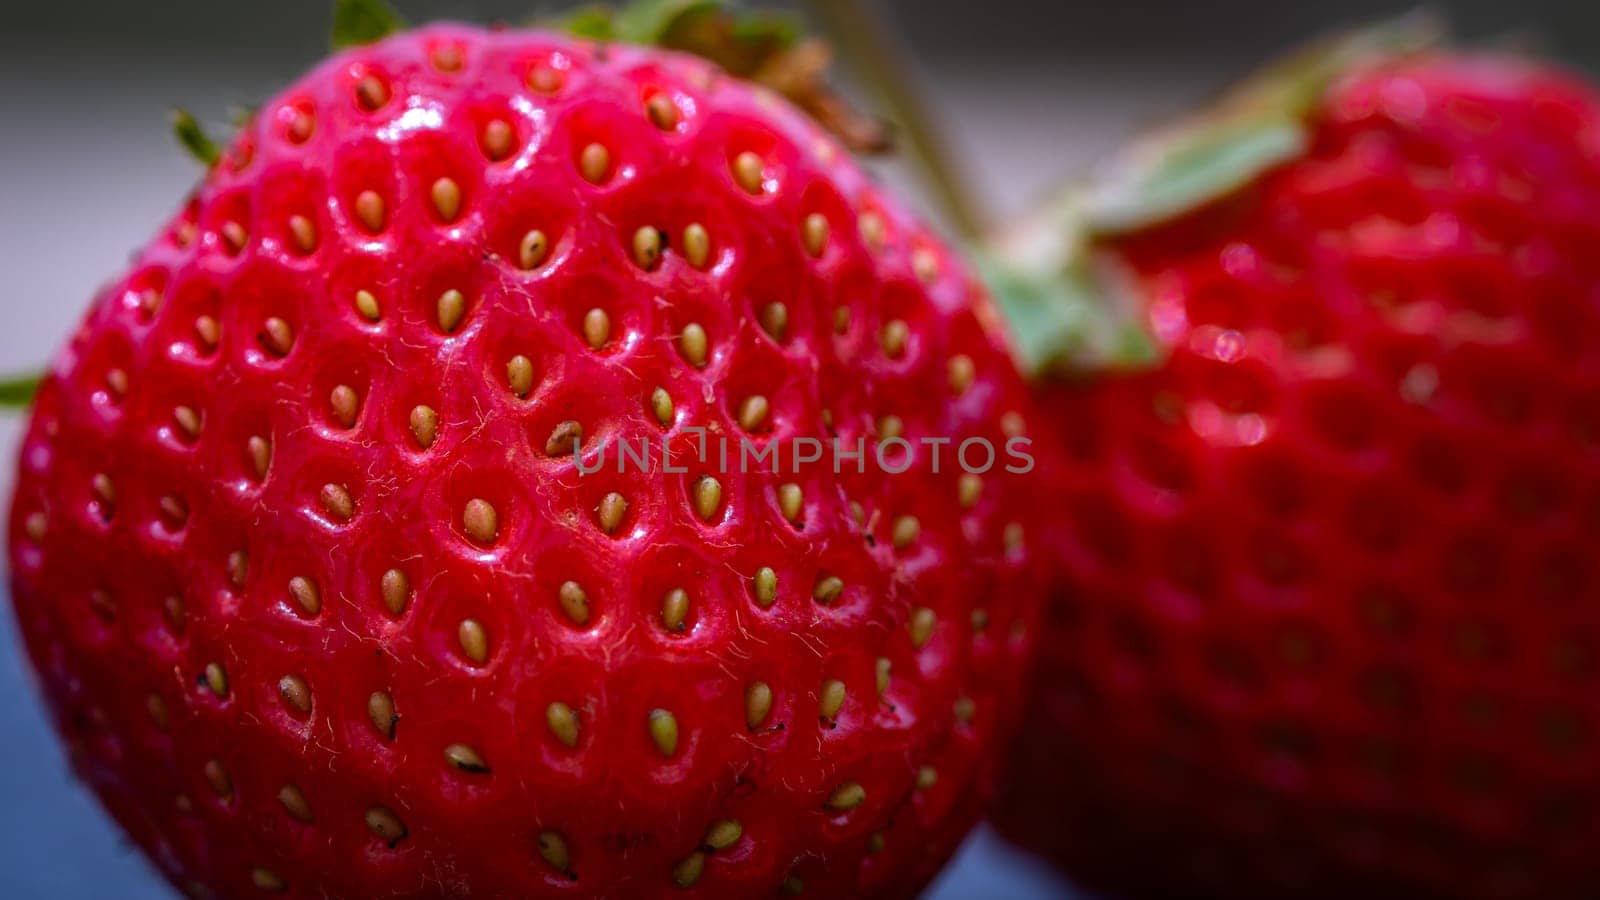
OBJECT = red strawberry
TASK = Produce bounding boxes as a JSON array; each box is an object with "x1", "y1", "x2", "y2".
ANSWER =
[
  {"x1": 5, "y1": 18, "x2": 1045, "y2": 899},
  {"x1": 992, "y1": 25, "x2": 1600, "y2": 900}
]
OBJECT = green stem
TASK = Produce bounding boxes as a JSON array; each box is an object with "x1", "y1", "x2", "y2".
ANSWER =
[{"x1": 805, "y1": 0, "x2": 986, "y2": 240}]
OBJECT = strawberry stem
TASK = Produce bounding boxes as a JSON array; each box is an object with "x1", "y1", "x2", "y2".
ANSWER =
[{"x1": 805, "y1": 0, "x2": 986, "y2": 240}]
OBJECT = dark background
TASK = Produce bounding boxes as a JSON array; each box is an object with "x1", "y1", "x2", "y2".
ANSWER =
[
  {"x1": 1, "y1": 1, "x2": 1595, "y2": 897},
  {"x1": 7, "y1": 0, "x2": 1600, "y2": 65}
]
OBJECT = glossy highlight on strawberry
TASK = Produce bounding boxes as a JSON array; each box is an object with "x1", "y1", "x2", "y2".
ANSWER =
[
  {"x1": 1000, "y1": 52, "x2": 1600, "y2": 900},
  {"x1": 5, "y1": 24, "x2": 1044, "y2": 898}
]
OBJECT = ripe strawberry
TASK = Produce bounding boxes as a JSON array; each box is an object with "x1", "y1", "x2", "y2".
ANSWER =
[
  {"x1": 4, "y1": 18, "x2": 1045, "y2": 899},
  {"x1": 992, "y1": 28, "x2": 1600, "y2": 900}
]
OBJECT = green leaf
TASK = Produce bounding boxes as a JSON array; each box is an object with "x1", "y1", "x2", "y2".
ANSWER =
[
  {"x1": 170, "y1": 108, "x2": 220, "y2": 167},
  {"x1": 562, "y1": 0, "x2": 798, "y2": 53},
  {"x1": 1082, "y1": 117, "x2": 1306, "y2": 236},
  {"x1": 0, "y1": 373, "x2": 41, "y2": 408},
  {"x1": 564, "y1": 5, "x2": 619, "y2": 41},
  {"x1": 332, "y1": 0, "x2": 405, "y2": 50},
  {"x1": 981, "y1": 13, "x2": 1444, "y2": 377},
  {"x1": 612, "y1": 0, "x2": 719, "y2": 45},
  {"x1": 728, "y1": 13, "x2": 797, "y2": 47},
  {"x1": 1077, "y1": 11, "x2": 1441, "y2": 235},
  {"x1": 1226, "y1": 10, "x2": 1443, "y2": 120}
]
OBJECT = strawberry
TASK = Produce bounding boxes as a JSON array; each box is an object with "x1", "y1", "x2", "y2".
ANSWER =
[
  {"x1": 4, "y1": 12, "x2": 1045, "y2": 899},
  {"x1": 989, "y1": 22, "x2": 1600, "y2": 900}
]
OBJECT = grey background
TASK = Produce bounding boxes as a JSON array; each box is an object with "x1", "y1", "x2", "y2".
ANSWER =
[{"x1": 0, "y1": 1, "x2": 1595, "y2": 897}]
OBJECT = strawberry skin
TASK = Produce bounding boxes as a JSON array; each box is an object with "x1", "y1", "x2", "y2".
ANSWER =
[
  {"x1": 999, "y1": 54, "x2": 1600, "y2": 899},
  {"x1": 5, "y1": 25, "x2": 1044, "y2": 898}
]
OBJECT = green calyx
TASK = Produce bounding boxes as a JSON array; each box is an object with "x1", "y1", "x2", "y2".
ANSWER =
[
  {"x1": 566, "y1": 0, "x2": 796, "y2": 49},
  {"x1": 318, "y1": 1, "x2": 884, "y2": 151},
  {"x1": 1081, "y1": 10, "x2": 1441, "y2": 235},
  {"x1": 1082, "y1": 118, "x2": 1306, "y2": 237},
  {"x1": 171, "y1": 108, "x2": 221, "y2": 167},
  {"x1": 981, "y1": 216, "x2": 1159, "y2": 376},
  {"x1": 0, "y1": 373, "x2": 41, "y2": 409},
  {"x1": 985, "y1": 12, "x2": 1442, "y2": 377},
  {"x1": 563, "y1": 0, "x2": 887, "y2": 152},
  {"x1": 332, "y1": 0, "x2": 405, "y2": 49}
]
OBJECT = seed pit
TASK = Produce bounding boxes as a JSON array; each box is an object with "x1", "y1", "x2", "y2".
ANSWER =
[
  {"x1": 329, "y1": 385, "x2": 360, "y2": 429},
  {"x1": 558, "y1": 581, "x2": 591, "y2": 626},
  {"x1": 355, "y1": 74, "x2": 389, "y2": 111},
  {"x1": 582, "y1": 308, "x2": 610, "y2": 349},
  {"x1": 380, "y1": 569, "x2": 411, "y2": 617},
  {"x1": 203, "y1": 662, "x2": 229, "y2": 698},
  {"x1": 260, "y1": 317, "x2": 295, "y2": 357},
  {"x1": 909, "y1": 607, "x2": 936, "y2": 647},
  {"x1": 645, "y1": 93, "x2": 678, "y2": 130},
  {"x1": 409, "y1": 405, "x2": 439, "y2": 449},
  {"x1": 673, "y1": 851, "x2": 705, "y2": 888},
  {"x1": 648, "y1": 708, "x2": 679, "y2": 756},
  {"x1": 247, "y1": 436, "x2": 272, "y2": 481},
  {"x1": 278, "y1": 675, "x2": 312, "y2": 714},
  {"x1": 579, "y1": 143, "x2": 611, "y2": 184},
  {"x1": 437, "y1": 289, "x2": 467, "y2": 333},
  {"x1": 745, "y1": 682, "x2": 773, "y2": 729},
  {"x1": 368, "y1": 691, "x2": 398, "y2": 739},
  {"x1": 519, "y1": 230, "x2": 549, "y2": 269},
  {"x1": 705, "y1": 819, "x2": 742, "y2": 850},
  {"x1": 319, "y1": 483, "x2": 355, "y2": 522},
  {"x1": 537, "y1": 830, "x2": 571, "y2": 876},
  {"x1": 204, "y1": 759, "x2": 233, "y2": 802},
  {"x1": 738, "y1": 395, "x2": 771, "y2": 432},
  {"x1": 354, "y1": 190, "x2": 385, "y2": 232},
  {"x1": 732, "y1": 151, "x2": 765, "y2": 194},
  {"x1": 547, "y1": 701, "x2": 580, "y2": 747},
  {"x1": 458, "y1": 619, "x2": 489, "y2": 664},
  {"x1": 365, "y1": 805, "x2": 409, "y2": 848},
  {"x1": 278, "y1": 785, "x2": 313, "y2": 823},
  {"x1": 632, "y1": 226, "x2": 662, "y2": 271},
  {"x1": 506, "y1": 355, "x2": 535, "y2": 398},
  {"x1": 692, "y1": 476, "x2": 722, "y2": 522},
  {"x1": 462, "y1": 498, "x2": 498, "y2": 545},
  {"x1": 444, "y1": 743, "x2": 490, "y2": 774},
  {"x1": 596, "y1": 492, "x2": 627, "y2": 534},
  {"x1": 431, "y1": 177, "x2": 462, "y2": 223},
  {"x1": 813, "y1": 575, "x2": 844, "y2": 605},
  {"x1": 482, "y1": 119, "x2": 515, "y2": 161},
  {"x1": 661, "y1": 588, "x2": 689, "y2": 632},
  {"x1": 650, "y1": 388, "x2": 674, "y2": 427},
  {"x1": 287, "y1": 576, "x2": 322, "y2": 616},
  {"x1": 679, "y1": 323, "x2": 709, "y2": 367},
  {"x1": 802, "y1": 213, "x2": 829, "y2": 257},
  {"x1": 753, "y1": 567, "x2": 777, "y2": 608},
  {"x1": 545, "y1": 420, "x2": 583, "y2": 456},
  {"x1": 683, "y1": 223, "x2": 710, "y2": 269},
  {"x1": 528, "y1": 63, "x2": 564, "y2": 93},
  {"x1": 758, "y1": 303, "x2": 788, "y2": 342},
  {"x1": 826, "y1": 781, "x2": 865, "y2": 811},
  {"x1": 354, "y1": 289, "x2": 381, "y2": 321}
]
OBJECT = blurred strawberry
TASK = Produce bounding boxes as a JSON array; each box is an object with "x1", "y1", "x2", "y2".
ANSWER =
[{"x1": 990, "y1": 19, "x2": 1600, "y2": 900}]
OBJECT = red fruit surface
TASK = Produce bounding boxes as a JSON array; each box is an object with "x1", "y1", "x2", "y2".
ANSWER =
[
  {"x1": 1000, "y1": 54, "x2": 1600, "y2": 900},
  {"x1": 5, "y1": 25, "x2": 1044, "y2": 899}
]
